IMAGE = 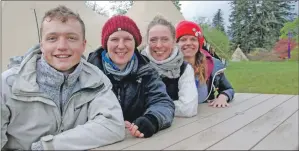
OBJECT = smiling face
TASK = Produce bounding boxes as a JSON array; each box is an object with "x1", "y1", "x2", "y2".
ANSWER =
[
  {"x1": 40, "y1": 17, "x2": 86, "y2": 73},
  {"x1": 106, "y1": 30, "x2": 135, "y2": 70},
  {"x1": 148, "y1": 25, "x2": 175, "y2": 61},
  {"x1": 177, "y1": 35, "x2": 200, "y2": 58}
]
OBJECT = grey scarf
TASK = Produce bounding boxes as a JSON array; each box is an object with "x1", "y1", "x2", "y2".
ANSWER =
[
  {"x1": 141, "y1": 45, "x2": 184, "y2": 78},
  {"x1": 101, "y1": 50, "x2": 138, "y2": 81}
]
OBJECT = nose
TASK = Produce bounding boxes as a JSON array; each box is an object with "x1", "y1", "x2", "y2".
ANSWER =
[
  {"x1": 156, "y1": 40, "x2": 162, "y2": 48},
  {"x1": 118, "y1": 39, "x2": 125, "y2": 49},
  {"x1": 186, "y1": 39, "x2": 192, "y2": 45},
  {"x1": 57, "y1": 38, "x2": 68, "y2": 51}
]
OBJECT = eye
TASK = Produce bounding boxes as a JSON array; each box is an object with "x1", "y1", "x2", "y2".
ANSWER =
[
  {"x1": 191, "y1": 38, "x2": 198, "y2": 42},
  {"x1": 150, "y1": 38, "x2": 158, "y2": 43},
  {"x1": 46, "y1": 36, "x2": 57, "y2": 41},
  {"x1": 161, "y1": 37, "x2": 169, "y2": 42},
  {"x1": 110, "y1": 38, "x2": 118, "y2": 41},
  {"x1": 179, "y1": 38, "x2": 186, "y2": 42},
  {"x1": 124, "y1": 37, "x2": 133, "y2": 41},
  {"x1": 68, "y1": 36, "x2": 78, "y2": 41}
]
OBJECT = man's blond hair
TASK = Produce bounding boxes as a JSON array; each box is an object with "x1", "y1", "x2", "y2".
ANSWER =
[{"x1": 40, "y1": 5, "x2": 86, "y2": 39}]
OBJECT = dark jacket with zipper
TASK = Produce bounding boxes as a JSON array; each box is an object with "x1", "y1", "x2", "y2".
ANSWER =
[
  {"x1": 206, "y1": 57, "x2": 235, "y2": 102},
  {"x1": 200, "y1": 49, "x2": 235, "y2": 103},
  {"x1": 87, "y1": 47, "x2": 175, "y2": 131}
]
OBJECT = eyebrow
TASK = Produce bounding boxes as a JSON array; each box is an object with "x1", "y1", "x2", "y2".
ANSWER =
[
  {"x1": 45, "y1": 32, "x2": 79, "y2": 36},
  {"x1": 150, "y1": 36, "x2": 169, "y2": 38}
]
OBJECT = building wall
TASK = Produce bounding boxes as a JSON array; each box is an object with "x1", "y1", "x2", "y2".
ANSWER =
[{"x1": 2, "y1": 1, "x2": 108, "y2": 72}]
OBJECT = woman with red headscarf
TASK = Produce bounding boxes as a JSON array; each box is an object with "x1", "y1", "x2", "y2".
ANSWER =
[{"x1": 175, "y1": 20, "x2": 235, "y2": 108}]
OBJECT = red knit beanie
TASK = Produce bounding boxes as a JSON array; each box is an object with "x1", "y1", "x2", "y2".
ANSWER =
[
  {"x1": 175, "y1": 20, "x2": 204, "y2": 47},
  {"x1": 101, "y1": 15, "x2": 142, "y2": 49}
]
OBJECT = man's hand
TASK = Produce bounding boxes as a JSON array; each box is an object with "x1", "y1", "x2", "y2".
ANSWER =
[
  {"x1": 125, "y1": 121, "x2": 144, "y2": 138},
  {"x1": 208, "y1": 94, "x2": 230, "y2": 108}
]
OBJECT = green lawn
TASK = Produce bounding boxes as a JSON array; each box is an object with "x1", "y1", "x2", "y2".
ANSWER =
[{"x1": 225, "y1": 61, "x2": 298, "y2": 95}]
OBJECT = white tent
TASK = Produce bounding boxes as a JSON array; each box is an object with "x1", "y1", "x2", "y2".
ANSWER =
[
  {"x1": 231, "y1": 46, "x2": 249, "y2": 61},
  {"x1": 2, "y1": 1, "x2": 108, "y2": 72},
  {"x1": 125, "y1": 1, "x2": 185, "y2": 48}
]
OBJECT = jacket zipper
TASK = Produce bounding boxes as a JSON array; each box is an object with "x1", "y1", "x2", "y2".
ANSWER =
[
  {"x1": 117, "y1": 87, "x2": 121, "y2": 101},
  {"x1": 57, "y1": 75, "x2": 67, "y2": 132},
  {"x1": 122, "y1": 78, "x2": 142, "y2": 110},
  {"x1": 59, "y1": 75, "x2": 67, "y2": 115},
  {"x1": 205, "y1": 69, "x2": 222, "y2": 101},
  {"x1": 119, "y1": 84, "x2": 126, "y2": 108},
  {"x1": 136, "y1": 78, "x2": 142, "y2": 101}
]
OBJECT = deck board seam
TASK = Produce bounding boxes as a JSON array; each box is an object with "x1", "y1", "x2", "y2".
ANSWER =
[
  {"x1": 120, "y1": 94, "x2": 263, "y2": 150},
  {"x1": 204, "y1": 95, "x2": 297, "y2": 150},
  {"x1": 249, "y1": 108, "x2": 299, "y2": 150},
  {"x1": 160, "y1": 94, "x2": 279, "y2": 150}
]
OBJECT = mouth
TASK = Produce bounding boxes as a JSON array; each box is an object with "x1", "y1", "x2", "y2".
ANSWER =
[
  {"x1": 153, "y1": 50, "x2": 166, "y2": 55},
  {"x1": 115, "y1": 52, "x2": 127, "y2": 57},
  {"x1": 183, "y1": 47, "x2": 195, "y2": 51},
  {"x1": 54, "y1": 54, "x2": 72, "y2": 59}
]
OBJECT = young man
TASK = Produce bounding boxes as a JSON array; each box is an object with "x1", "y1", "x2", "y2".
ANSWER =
[{"x1": 1, "y1": 5, "x2": 125, "y2": 150}]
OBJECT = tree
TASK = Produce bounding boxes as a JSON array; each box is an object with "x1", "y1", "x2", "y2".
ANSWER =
[
  {"x1": 85, "y1": 1, "x2": 109, "y2": 17},
  {"x1": 272, "y1": 1, "x2": 297, "y2": 39},
  {"x1": 193, "y1": 16, "x2": 212, "y2": 27},
  {"x1": 171, "y1": 0, "x2": 181, "y2": 12},
  {"x1": 109, "y1": 1, "x2": 181, "y2": 16},
  {"x1": 228, "y1": 0, "x2": 296, "y2": 53},
  {"x1": 109, "y1": 1, "x2": 133, "y2": 15},
  {"x1": 273, "y1": 38, "x2": 298, "y2": 58},
  {"x1": 280, "y1": 17, "x2": 299, "y2": 42},
  {"x1": 212, "y1": 9, "x2": 225, "y2": 33},
  {"x1": 228, "y1": 0, "x2": 251, "y2": 53},
  {"x1": 201, "y1": 24, "x2": 232, "y2": 59}
]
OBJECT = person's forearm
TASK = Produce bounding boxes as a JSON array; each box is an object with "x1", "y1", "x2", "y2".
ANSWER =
[{"x1": 38, "y1": 116, "x2": 125, "y2": 150}]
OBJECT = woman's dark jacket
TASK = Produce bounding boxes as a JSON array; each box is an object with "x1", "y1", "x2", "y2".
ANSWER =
[{"x1": 87, "y1": 47, "x2": 175, "y2": 131}]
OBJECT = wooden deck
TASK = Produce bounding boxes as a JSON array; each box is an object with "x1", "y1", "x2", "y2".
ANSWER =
[{"x1": 94, "y1": 93, "x2": 299, "y2": 150}]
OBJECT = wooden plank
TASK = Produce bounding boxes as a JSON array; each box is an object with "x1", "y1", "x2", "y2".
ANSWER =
[
  {"x1": 94, "y1": 93, "x2": 260, "y2": 150},
  {"x1": 121, "y1": 94, "x2": 277, "y2": 150},
  {"x1": 207, "y1": 95, "x2": 298, "y2": 150},
  {"x1": 172, "y1": 93, "x2": 261, "y2": 129},
  {"x1": 164, "y1": 94, "x2": 294, "y2": 150},
  {"x1": 251, "y1": 110, "x2": 299, "y2": 150}
]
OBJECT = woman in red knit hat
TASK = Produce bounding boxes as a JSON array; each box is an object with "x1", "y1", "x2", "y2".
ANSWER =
[
  {"x1": 141, "y1": 15, "x2": 198, "y2": 118},
  {"x1": 87, "y1": 15, "x2": 175, "y2": 138},
  {"x1": 175, "y1": 20, "x2": 235, "y2": 108}
]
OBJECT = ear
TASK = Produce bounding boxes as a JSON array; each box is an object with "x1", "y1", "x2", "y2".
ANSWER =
[
  {"x1": 40, "y1": 42, "x2": 44, "y2": 53},
  {"x1": 82, "y1": 39, "x2": 87, "y2": 53}
]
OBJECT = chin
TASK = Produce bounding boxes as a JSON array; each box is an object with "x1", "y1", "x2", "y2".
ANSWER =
[
  {"x1": 153, "y1": 57, "x2": 163, "y2": 61},
  {"x1": 57, "y1": 67, "x2": 70, "y2": 71},
  {"x1": 54, "y1": 64, "x2": 72, "y2": 71},
  {"x1": 116, "y1": 60, "x2": 129, "y2": 66}
]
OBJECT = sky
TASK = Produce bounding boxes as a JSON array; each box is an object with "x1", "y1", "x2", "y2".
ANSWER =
[
  {"x1": 180, "y1": 1, "x2": 231, "y2": 30},
  {"x1": 95, "y1": 1, "x2": 298, "y2": 31}
]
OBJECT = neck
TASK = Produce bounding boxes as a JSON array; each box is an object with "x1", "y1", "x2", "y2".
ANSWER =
[
  {"x1": 184, "y1": 56, "x2": 196, "y2": 66},
  {"x1": 58, "y1": 65, "x2": 77, "y2": 75}
]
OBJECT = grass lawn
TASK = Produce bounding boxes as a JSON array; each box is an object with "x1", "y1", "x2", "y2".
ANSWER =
[{"x1": 225, "y1": 61, "x2": 298, "y2": 95}]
